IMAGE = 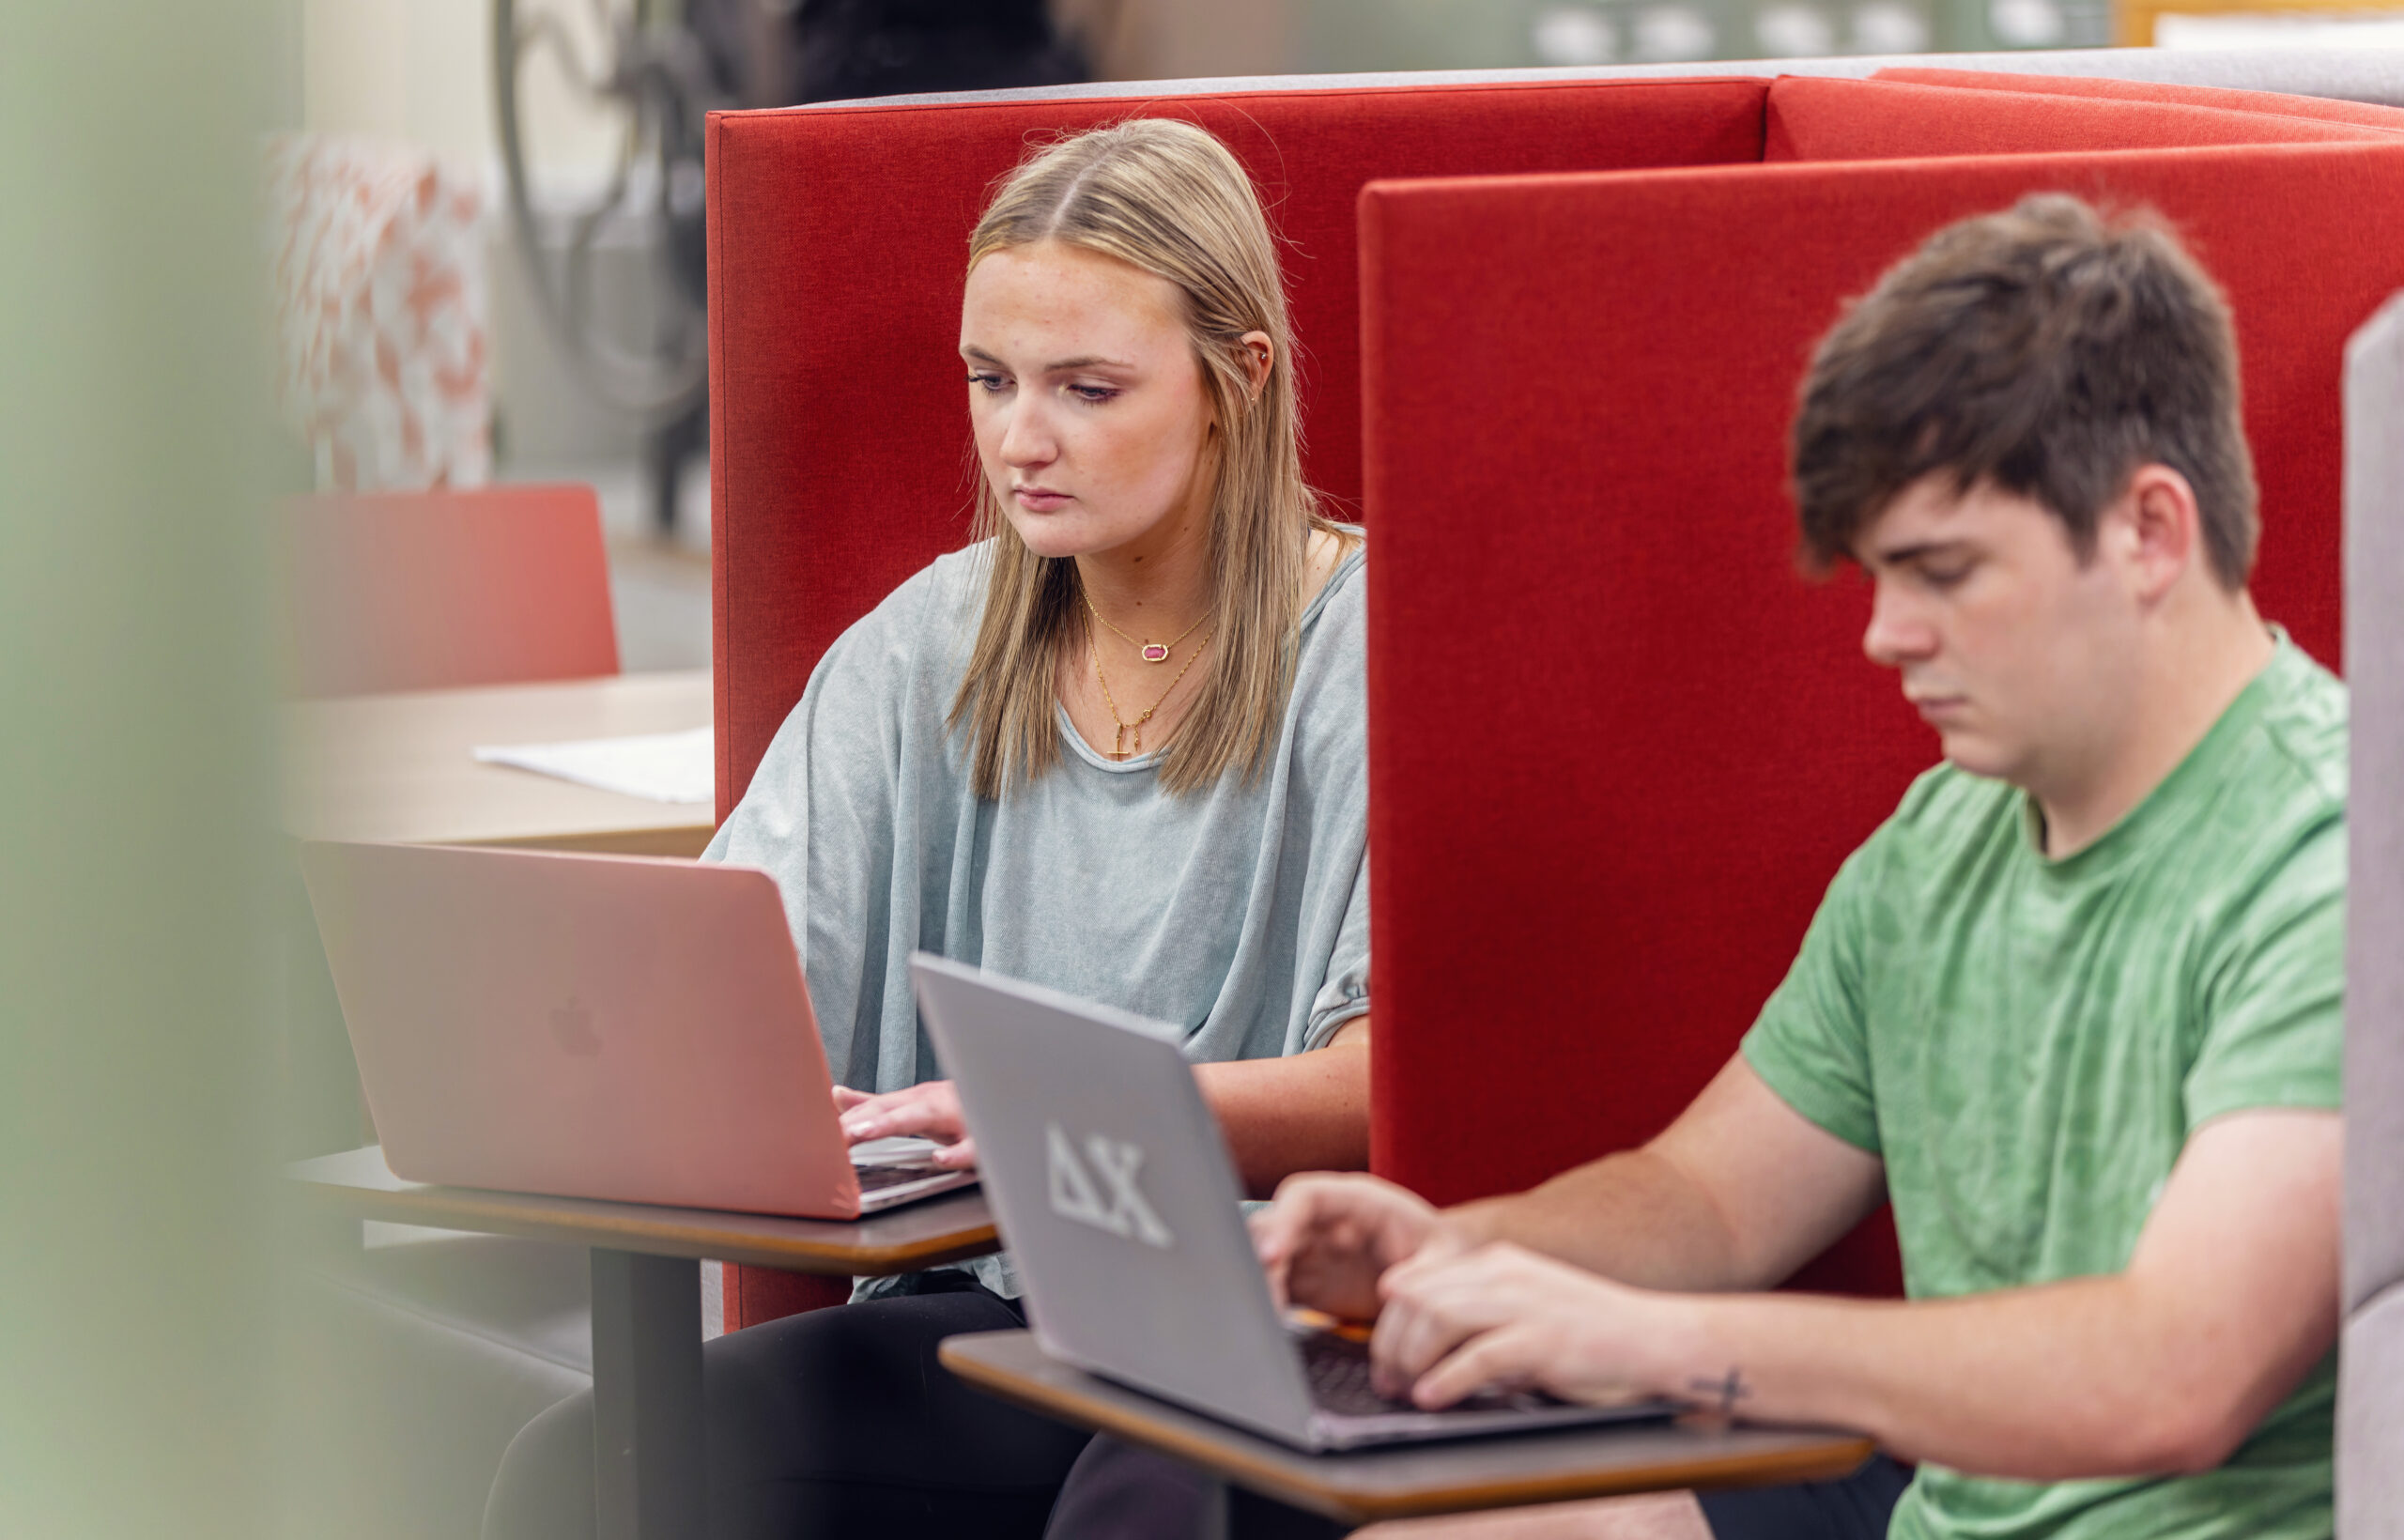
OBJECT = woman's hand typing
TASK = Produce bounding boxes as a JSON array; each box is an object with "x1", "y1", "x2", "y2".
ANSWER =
[{"x1": 833, "y1": 1081, "x2": 978, "y2": 1168}]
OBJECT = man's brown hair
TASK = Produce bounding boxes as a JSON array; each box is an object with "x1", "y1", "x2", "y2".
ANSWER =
[{"x1": 1791, "y1": 194, "x2": 2258, "y2": 589}]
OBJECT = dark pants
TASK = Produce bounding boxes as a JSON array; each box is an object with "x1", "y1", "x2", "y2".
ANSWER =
[
  {"x1": 483, "y1": 1275, "x2": 1090, "y2": 1540},
  {"x1": 1042, "y1": 1436, "x2": 1913, "y2": 1539}
]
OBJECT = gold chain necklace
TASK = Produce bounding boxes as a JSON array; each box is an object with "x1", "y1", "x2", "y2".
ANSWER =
[
  {"x1": 1089, "y1": 628, "x2": 1210, "y2": 760},
  {"x1": 1083, "y1": 593, "x2": 1208, "y2": 665}
]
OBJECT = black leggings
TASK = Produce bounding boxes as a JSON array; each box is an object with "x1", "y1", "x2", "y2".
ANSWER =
[{"x1": 483, "y1": 1276, "x2": 1091, "y2": 1540}]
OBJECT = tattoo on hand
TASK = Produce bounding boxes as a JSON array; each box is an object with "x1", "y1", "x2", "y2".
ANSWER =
[{"x1": 1686, "y1": 1368, "x2": 1751, "y2": 1415}]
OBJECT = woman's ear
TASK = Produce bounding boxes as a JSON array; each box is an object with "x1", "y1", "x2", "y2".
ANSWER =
[{"x1": 1239, "y1": 331, "x2": 1274, "y2": 403}]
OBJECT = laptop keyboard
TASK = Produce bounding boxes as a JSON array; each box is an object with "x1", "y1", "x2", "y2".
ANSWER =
[
  {"x1": 853, "y1": 1162, "x2": 948, "y2": 1194},
  {"x1": 1299, "y1": 1330, "x2": 1554, "y2": 1419},
  {"x1": 1300, "y1": 1332, "x2": 1423, "y2": 1417}
]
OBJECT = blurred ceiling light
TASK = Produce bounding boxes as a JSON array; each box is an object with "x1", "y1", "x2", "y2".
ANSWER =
[
  {"x1": 1632, "y1": 5, "x2": 1718, "y2": 60},
  {"x1": 1989, "y1": 0, "x2": 2068, "y2": 45},
  {"x1": 1756, "y1": 3, "x2": 1839, "y2": 54},
  {"x1": 1533, "y1": 6, "x2": 1619, "y2": 65},
  {"x1": 1851, "y1": 0, "x2": 1933, "y2": 51}
]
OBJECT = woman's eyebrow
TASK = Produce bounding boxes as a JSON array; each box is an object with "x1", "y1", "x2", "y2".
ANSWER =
[{"x1": 957, "y1": 346, "x2": 1133, "y2": 374}]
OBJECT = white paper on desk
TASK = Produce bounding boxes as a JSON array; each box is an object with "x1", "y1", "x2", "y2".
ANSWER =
[{"x1": 472, "y1": 726, "x2": 714, "y2": 805}]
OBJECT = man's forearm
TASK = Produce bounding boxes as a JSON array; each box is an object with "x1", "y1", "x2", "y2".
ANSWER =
[
  {"x1": 1441, "y1": 1058, "x2": 1888, "y2": 1294},
  {"x1": 1636, "y1": 1274, "x2": 2321, "y2": 1480},
  {"x1": 1446, "y1": 1149, "x2": 1751, "y2": 1292},
  {"x1": 1197, "y1": 1017, "x2": 1370, "y2": 1197}
]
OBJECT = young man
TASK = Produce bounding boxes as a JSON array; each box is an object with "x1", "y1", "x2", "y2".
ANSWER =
[{"x1": 1242, "y1": 195, "x2": 2346, "y2": 1540}]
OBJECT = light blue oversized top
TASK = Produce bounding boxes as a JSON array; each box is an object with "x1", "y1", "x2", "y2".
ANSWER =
[{"x1": 702, "y1": 533, "x2": 1371, "y2": 1294}]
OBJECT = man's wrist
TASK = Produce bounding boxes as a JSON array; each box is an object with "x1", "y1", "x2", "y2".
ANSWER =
[
  {"x1": 1636, "y1": 1291, "x2": 1727, "y2": 1405},
  {"x1": 1436, "y1": 1194, "x2": 1510, "y2": 1252}
]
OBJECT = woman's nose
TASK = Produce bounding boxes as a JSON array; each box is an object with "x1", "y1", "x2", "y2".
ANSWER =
[{"x1": 997, "y1": 398, "x2": 1056, "y2": 469}]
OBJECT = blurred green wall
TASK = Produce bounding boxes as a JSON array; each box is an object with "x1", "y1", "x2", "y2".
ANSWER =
[{"x1": 1, "y1": 4, "x2": 295, "y2": 1536}]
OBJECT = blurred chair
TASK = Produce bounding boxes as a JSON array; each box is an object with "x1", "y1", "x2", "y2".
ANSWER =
[
  {"x1": 2342, "y1": 293, "x2": 2404, "y2": 1540},
  {"x1": 285, "y1": 483, "x2": 620, "y2": 698},
  {"x1": 268, "y1": 133, "x2": 490, "y2": 493}
]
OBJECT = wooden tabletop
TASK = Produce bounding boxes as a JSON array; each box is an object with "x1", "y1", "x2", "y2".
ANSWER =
[
  {"x1": 283, "y1": 669, "x2": 716, "y2": 857},
  {"x1": 940, "y1": 1331, "x2": 1873, "y2": 1526},
  {"x1": 290, "y1": 1146, "x2": 1001, "y2": 1276}
]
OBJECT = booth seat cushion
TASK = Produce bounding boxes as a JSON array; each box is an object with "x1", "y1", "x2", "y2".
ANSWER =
[
  {"x1": 1764, "y1": 75, "x2": 2397, "y2": 163},
  {"x1": 1874, "y1": 66, "x2": 2404, "y2": 131},
  {"x1": 706, "y1": 77, "x2": 1768, "y2": 811},
  {"x1": 1356, "y1": 143, "x2": 2404, "y2": 1291}
]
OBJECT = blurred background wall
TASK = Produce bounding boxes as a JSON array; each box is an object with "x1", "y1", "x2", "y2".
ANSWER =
[{"x1": 0, "y1": 4, "x2": 290, "y2": 1538}]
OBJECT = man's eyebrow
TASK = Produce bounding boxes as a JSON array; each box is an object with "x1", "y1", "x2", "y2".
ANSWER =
[{"x1": 1866, "y1": 538, "x2": 1975, "y2": 567}]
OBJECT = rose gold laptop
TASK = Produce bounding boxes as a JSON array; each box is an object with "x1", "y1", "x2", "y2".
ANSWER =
[{"x1": 299, "y1": 840, "x2": 975, "y2": 1219}]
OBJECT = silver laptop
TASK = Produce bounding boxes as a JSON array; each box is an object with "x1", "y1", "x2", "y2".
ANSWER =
[
  {"x1": 300, "y1": 840, "x2": 975, "y2": 1220},
  {"x1": 910, "y1": 954, "x2": 1678, "y2": 1452}
]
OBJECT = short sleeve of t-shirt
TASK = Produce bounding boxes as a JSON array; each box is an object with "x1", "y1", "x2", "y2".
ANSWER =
[
  {"x1": 2186, "y1": 817, "x2": 2347, "y2": 1128},
  {"x1": 1304, "y1": 855, "x2": 1371, "y2": 1050},
  {"x1": 1741, "y1": 840, "x2": 1884, "y2": 1155}
]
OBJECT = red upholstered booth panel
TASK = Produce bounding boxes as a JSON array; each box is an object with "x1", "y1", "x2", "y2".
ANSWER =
[
  {"x1": 1764, "y1": 75, "x2": 2396, "y2": 162},
  {"x1": 1873, "y1": 66, "x2": 2404, "y2": 131},
  {"x1": 706, "y1": 78, "x2": 1767, "y2": 815},
  {"x1": 1360, "y1": 144, "x2": 2404, "y2": 1290}
]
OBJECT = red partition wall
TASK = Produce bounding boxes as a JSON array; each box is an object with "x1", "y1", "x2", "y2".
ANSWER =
[
  {"x1": 705, "y1": 78, "x2": 1768, "y2": 814},
  {"x1": 1873, "y1": 66, "x2": 2404, "y2": 131},
  {"x1": 705, "y1": 77, "x2": 1771, "y2": 1329},
  {"x1": 1360, "y1": 144, "x2": 2404, "y2": 1288},
  {"x1": 1764, "y1": 74, "x2": 2396, "y2": 162}
]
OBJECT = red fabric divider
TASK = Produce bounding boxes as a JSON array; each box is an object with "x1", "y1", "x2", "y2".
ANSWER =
[
  {"x1": 1873, "y1": 66, "x2": 2404, "y2": 131},
  {"x1": 1360, "y1": 143, "x2": 2404, "y2": 1292},
  {"x1": 706, "y1": 78, "x2": 1766, "y2": 817},
  {"x1": 721, "y1": 1266, "x2": 851, "y2": 1333},
  {"x1": 1764, "y1": 75, "x2": 2393, "y2": 162},
  {"x1": 706, "y1": 78, "x2": 1766, "y2": 1324}
]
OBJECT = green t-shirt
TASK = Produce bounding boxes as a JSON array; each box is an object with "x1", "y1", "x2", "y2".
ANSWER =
[{"x1": 1743, "y1": 635, "x2": 2348, "y2": 1540}]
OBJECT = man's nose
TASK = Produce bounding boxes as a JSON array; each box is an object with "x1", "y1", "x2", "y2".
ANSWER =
[{"x1": 1862, "y1": 578, "x2": 1934, "y2": 668}]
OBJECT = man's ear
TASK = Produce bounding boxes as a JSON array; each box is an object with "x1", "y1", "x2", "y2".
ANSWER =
[{"x1": 2113, "y1": 463, "x2": 2200, "y2": 607}]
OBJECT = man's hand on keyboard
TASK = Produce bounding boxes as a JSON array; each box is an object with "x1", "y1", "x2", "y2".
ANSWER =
[
  {"x1": 1371, "y1": 1240, "x2": 1665, "y2": 1411},
  {"x1": 1253, "y1": 1173, "x2": 1468, "y2": 1324},
  {"x1": 834, "y1": 1081, "x2": 977, "y2": 1169}
]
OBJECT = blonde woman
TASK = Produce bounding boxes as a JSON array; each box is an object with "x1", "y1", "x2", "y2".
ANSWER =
[{"x1": 486, "y1": 118, "x2": 1369, "y2": 1540}]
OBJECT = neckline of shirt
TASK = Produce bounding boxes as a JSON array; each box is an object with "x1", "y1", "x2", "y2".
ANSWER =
[
  {"x1": 1055, "y1": 530, "x2": 1366, "y2": 776},
  {"x1": 2021, "y1": 626, "x2": 2294, "y2": 882}
]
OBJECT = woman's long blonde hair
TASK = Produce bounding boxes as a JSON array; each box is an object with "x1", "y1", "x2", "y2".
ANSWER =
[{"x1": 947, "y1": 117, "x2": 1342, "y2": 800}]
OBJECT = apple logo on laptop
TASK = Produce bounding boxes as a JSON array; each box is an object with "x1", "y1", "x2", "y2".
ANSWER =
[{"x1": 550, "y1": 995, "x2": 600, "y2": 1056}]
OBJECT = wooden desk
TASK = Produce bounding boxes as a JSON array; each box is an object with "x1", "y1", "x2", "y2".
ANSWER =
[
  {"x1": 940, "y1": 1330, "x2": 1873, "y2": 1532},
  {"x1": 294, "y1": 1147, "x2": 1000, "y2": 1540},
  {"x1": 283, "y1": 669, "x2": 715, "y2": 857}
]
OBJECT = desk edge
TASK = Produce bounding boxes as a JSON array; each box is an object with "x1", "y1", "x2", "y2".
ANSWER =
[
  {"x1": 938, "y1": 1333, "x2": 1873, "y2": 1524},
  {"x1": 292, "y1": 1175, "x2": 999, "y2": 1275}
]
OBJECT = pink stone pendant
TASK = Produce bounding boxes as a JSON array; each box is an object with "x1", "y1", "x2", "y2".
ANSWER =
[{"x1": 1140, "y1": 643, "x2": 1170, "y2": 663}]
